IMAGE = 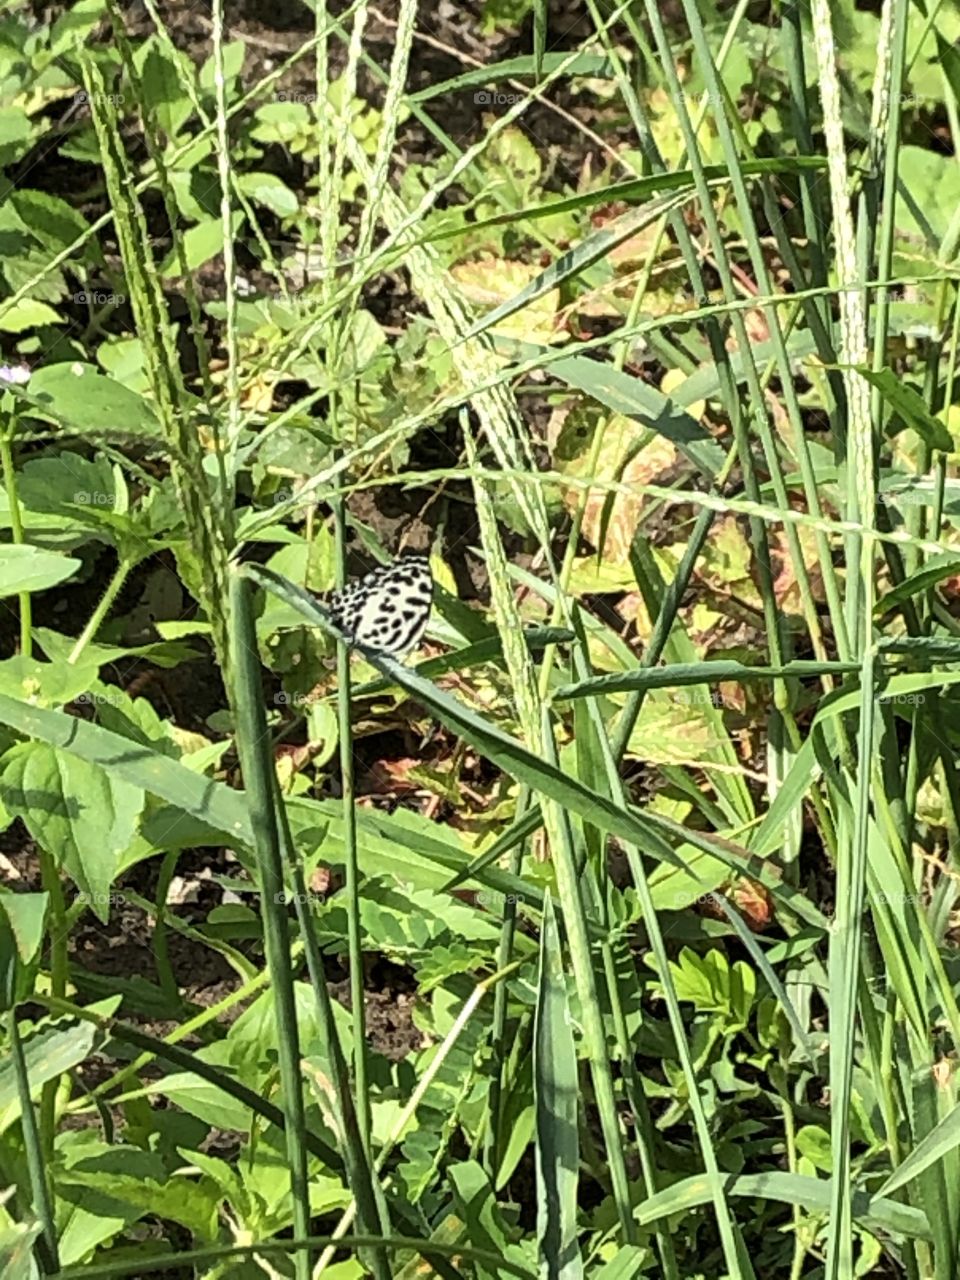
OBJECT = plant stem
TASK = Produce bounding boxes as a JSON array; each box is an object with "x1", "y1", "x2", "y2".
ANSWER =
[
  {"x1": 0, "y1": 426, "x2": 31, "y2": 658},
  {"x1": 68, "y1": 556, "x2": 135, "y2": 665}
]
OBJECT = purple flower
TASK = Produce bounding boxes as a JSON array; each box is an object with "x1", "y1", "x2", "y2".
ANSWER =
[{"x1": 0, "y1": 364, "x2": 31, "y2": 385}]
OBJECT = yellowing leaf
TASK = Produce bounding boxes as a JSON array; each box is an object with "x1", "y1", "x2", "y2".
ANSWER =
[
  {"x1": 626, "y1": 691, "x2": 732, "y2": 769},
  {"x1": 548, "y1": 402, "x2": 677, "y2": 562},
  {"x1": 451, "y1": 257, "x2": 562, "y2": 344}
]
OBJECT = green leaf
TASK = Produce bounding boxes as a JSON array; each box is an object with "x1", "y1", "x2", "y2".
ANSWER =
[
  {"x1": 534, "y1": 895, "x2": 582, "y2": 1280},
  {"x1": 0, "y1": 1220, "x2": 41, "y2": 1280},
  {"x1": 238, "y1": 171, "x2": 299, "y2": 218},
  {"x1": 150, "y1": 1071, "x2": 257, "y2": 1132},
  {"x1": 0, "y1": 691, "x2": 519, "y2": 911},
  {"x1": 0, "y1": 655, "x2": 100, "y2": 707},
  {"x1": 448, "y1": 1162, "x2": 533, "y2": 1277},
  {"x1": 796, "y1": 1124, "x2": 833, "y2": 1173},
  {"x1": 0, "y1": 742, "x2": 143, "y2": 920},
  {"x1": 631, "y1": 1170, "x2": 929, "y2": 1240},
  {"x1": 0, "y1": 892, "x2": 48, "y2": 965},
  {"x1": 17, "y1": 451, "x2": 118, "y2": 523},
  {"x1": 588, "y1": 1247, "x2": 647, "y2": 1280},
  {"x1": 875, "y1": 551, "x2": 960, "y2": 613},
  {"x1": 10, "y1": 362, "x2": 163, "y2": 440},
  {"x1": 137, "y1": 39, "x2": 195, "y2": 139},
  {"x1": 160, "y1": 212, "x2": 244, "y2": 276},
  {"x1": 9, "y1": 190, "x2": 90, "y2": 252},
  {"x1": 0, "y1": 106, "x2": 33, "y2": 167},
  {"x1": 876, "y1": 1100, "x2": 960, "y2": 1198},
  {"x1": 407, "y1": 52, "x2": 617, "y2": 101},
  {"x1": 554, "y1": 658, "x2": 861, "y2": 700},
  {"x1": 0, "y1": 298, "x2": 62, "y2": 332},
  {"x1": 0, "y1": 545, "x2": 80, "y2": 597},
  {"x1": 0, "y1": 1015, "x2": 101, "y2": 1135},
  {"x1": 854, "y1": 365, "x2": 953, "y2": 452},
  {"x1": 57, "y1": 1146, "x2": 221, "y2": 1241},
  {"x1": 199, "y1": 40, "x2": 246, "y2": 91},
  {"x1": 537, "y1": 350, "x2": 726, "y2": 478},
  {"x1": 464, "y1": 190, "x2": 690, "y2": 342}
]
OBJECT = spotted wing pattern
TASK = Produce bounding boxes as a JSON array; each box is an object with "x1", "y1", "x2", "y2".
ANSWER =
[{"x1": 326, "y1": 554, "x2": 433, "y2": 655}]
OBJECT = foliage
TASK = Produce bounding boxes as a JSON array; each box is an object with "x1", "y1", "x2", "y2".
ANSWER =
[{"x1": 0, "y1": 0, "x2": 958, "y2": 1277}]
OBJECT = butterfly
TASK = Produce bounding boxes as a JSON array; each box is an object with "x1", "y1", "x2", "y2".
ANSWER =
[{"x1": 324, "y1": 554, "x2": 433, "y2": 655}]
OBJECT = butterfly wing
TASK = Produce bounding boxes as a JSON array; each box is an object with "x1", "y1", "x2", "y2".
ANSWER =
[{"x1": 327, "y1": 555, "x2": 433, "y2": 655}]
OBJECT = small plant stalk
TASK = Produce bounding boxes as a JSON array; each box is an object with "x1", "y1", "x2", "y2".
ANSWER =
[{"x1": 0, "y1": 419, "x2": 31, "y2": 658}]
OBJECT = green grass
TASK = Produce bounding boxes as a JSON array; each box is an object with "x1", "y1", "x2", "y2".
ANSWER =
[{"x1": 0, "y1": 0, "x2": 960, "y2": 1276}]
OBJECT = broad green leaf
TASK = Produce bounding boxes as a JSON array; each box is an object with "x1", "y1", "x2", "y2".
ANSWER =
[
  {"x1": 0, "y1": 892, "x2": 48, "y2": 964},
  {"x1": 648, "y1": 843, "x2": 726, "y2": 912},
  {"x1": 32, "y1": 627, "x2": 200, "y2": 671},
  {"x1": 49, "y1": 0, "x2": 108, "y2": 55},
  {"x1": 588, "y1": 1247, "x2": 647, "y2": 1280},
  {"x1": 150, "y1": 1072, "x2": 257, "y2": 1133},
  {"x1": 57, "y1": 1146, "x2": 221, "y2": 1241},
  {"x1": 0, "y1": 655, "x2": 100, "y2": 707},
  {"x1": 199, "y1": 40, "x2": 246, "y2": 91},
  {"x1": 0, "y1": 689, "x2": 526, "y2": 913},
  {"x1": 0, "y1": 1220, "x2": 40, "y2": 1280},
  {"x1": 10, "y1": 362, "x2": 163, "y2": 440},
  {"x1": 237, "y1": 171, "x2": 299, "y2": 218},
  {"x1": 17, "y1": 451, "x2": 117, "y2": 523},
  {"x1": 136, "y1": 38, "x2": 195, "y2": 139},
  {"x1": 448, "y1": 1162, "x2": 533, "y2": 1275},
  {"x1": 0, "y1": 298, "x2": 60, "y2": 331},
  {"x1": 0, "y1": 545, "x2": 80, "y2": 597},
  {"x1": 9, "y1": 190, "x2": 90, "y2": 251},
  {"x1": 160, "y1": 211, "x2": 244, "y2": 276},
  {"x1": 0, "y1": 1015, "x2": 101, "y2": 1134},
  {"x1": 0, "y1": 742, "x2": 143, "y2": 919}
]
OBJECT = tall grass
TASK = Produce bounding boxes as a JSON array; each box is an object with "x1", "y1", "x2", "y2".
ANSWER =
[{"x1": 2, "y1": 0, "x2": 960, "y2": 1276}]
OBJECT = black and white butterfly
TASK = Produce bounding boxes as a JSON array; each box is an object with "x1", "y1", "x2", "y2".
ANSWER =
[{"x1": 324, "y1": 554, "x2": 433, "y2": 656}]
